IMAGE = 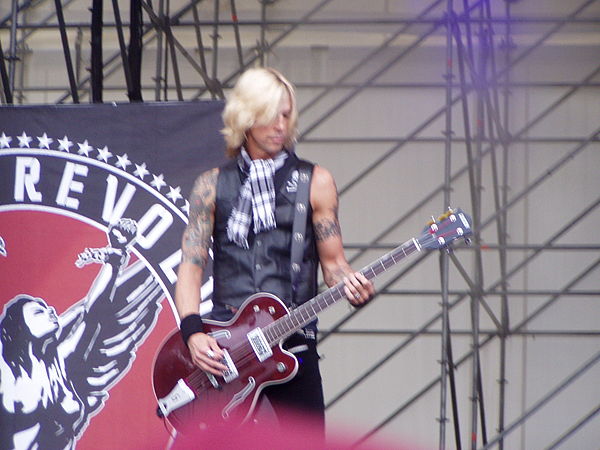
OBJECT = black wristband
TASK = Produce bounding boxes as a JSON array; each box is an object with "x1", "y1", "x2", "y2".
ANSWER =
[{"x1": 180, "y1": 314, "x2": 204, "y2": 344}]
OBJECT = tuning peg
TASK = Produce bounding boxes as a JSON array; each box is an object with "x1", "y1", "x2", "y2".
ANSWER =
[{"x1": 464, "y1": 237, "x2": 472, "y2": 246}]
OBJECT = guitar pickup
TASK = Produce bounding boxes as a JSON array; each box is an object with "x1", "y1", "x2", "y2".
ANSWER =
[{"x1": 247, "y1": 328, "x2": 273, "y2": 362}]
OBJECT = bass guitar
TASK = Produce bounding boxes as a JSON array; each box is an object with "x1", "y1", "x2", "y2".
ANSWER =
[{"x1": 152, "y1": 208, "x2": 472, "y2": 432}]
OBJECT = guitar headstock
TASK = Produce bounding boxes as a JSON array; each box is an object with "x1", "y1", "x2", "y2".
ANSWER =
[{"x1": 419, "y1": 208, "x2": 473, "y2": 250}]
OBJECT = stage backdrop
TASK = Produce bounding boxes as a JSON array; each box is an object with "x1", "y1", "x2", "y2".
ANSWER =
[{"x1": 0, "y1": 102, "x2": 225, "y2": 449}]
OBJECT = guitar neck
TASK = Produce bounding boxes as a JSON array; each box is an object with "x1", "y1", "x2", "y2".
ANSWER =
[{"x1": 262, "y1": 237, "x2": 422, "y2": 345}]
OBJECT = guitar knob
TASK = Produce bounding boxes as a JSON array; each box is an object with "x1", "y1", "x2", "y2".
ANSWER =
[{"x1": 276, "y1": 362, "x2": 286, "y2": 373}]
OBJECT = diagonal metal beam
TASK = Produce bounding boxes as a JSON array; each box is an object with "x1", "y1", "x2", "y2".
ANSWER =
[
  {"x1": 53, "y1": 0, "x2": 79, "y2": 103},
  {"x1": 546, "y1": 403, "x2": 600, "y2": 450},
  {"x1": 324, "y1": 190, "x2": 600, "y2": 423},
  {"x1": 322, "y1": 70, "x2": 600, "y2": 351},
  {"x1": 328, "y1": 0, "x2": 598, "y2": 202},
  {"x1": 191, "y1": 0, "x2": 336, "y2": 99},
  {"x1": 342, "y1": 59, "x2": 600, "y2": 276},
  {"x1": 56, "y1": 0, "x2": 206, "y2": 103},
  {"x1": 298, "y1": 0, "x2": 445, "y2": 117},
  {"x1": 141, "y1": 0, "x2": 220, "y2": 99},
  {"x1": 480, "y1": 348, "x2": 600, "y2": 450},
  {"x1": 108, "y1": 0, "x2": 140, "y2": 100},
  {"x1": 350, "y1": 253, "x2": 600, "y2": 447}
]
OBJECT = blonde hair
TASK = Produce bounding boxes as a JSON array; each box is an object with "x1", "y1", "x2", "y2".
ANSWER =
[{"x1": 221, "y1": 67, "x2": 298, "y2": 158}]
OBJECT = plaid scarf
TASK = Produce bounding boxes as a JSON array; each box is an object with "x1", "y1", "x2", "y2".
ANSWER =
[{"x1": 226, "y1": 148, "x2": 288, "y2": 248}]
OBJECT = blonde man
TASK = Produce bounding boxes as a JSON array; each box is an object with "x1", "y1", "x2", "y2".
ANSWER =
[{"x1": 174, "y1": 67, "x2": 373, "y2": 434}]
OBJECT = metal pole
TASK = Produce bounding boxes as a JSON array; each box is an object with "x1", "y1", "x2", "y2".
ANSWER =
[
  {"x1": 128, "y1": 0, "x2": 144, "y2": 101},
  {"x1": 211, "y1": 0, "x2": 220, "y2": 97},
  {"x1": 497, "y1": 1, "x2": 514, "y2": 447},
  {"x1": 192, "y1": 0, "x2": 336, "y2": 99},
  {"x1": 166, "y1": 14, "x2": 184, "y2": 101},
  {"x1": 111, "y1": 0, "x2": 134, "y2": 97},
  {"x1": 55, "y1": 0, "x2": 204, "y2": 103},
  {"x1": 0, "y1": 35, "x2": 13, "y2": 103},
  {"x1": 153, "y1": 0, "x2": 165, "y2": 101},
  {"x1": 230, "y1": 0, "x2": 244, "y2": 69},
  {"x1": 352, "y1": 252, "x2": 600, "y2": 446},
  {"x1": 439, "y1": 1, "x2": 455, "y2": 448},
  {"x1": 8, "y1": 0, "x2": 18, "y2": 93},
  {"x1": 91, "y1": 0, "x2": 103, "y2": 103},
  {"x1": 191, "y1": 2, "x2": 208, "y2": 75},
  {"x1": 259, "y1": 0, "x2": 267, "y2": 66},
  {"x1": 141, "y1": 1, "x2": 221, "y2": 98},
  {"x1": 53, "y1": 0, "x2": 79, "y2": 103}
]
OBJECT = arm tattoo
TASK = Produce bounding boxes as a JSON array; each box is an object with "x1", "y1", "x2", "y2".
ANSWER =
[
  {"x1": 181, "y1": 168, "x2": 218, "y2": 268},
  {"x1": 314, "y1": 218, "x2": 341, "y2": 242}
]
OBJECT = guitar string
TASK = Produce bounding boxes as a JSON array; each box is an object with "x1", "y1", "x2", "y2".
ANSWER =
[
  {"x1": 184, "y1": 234, "x2": 436, "y2": 389},
  {"x1": 184, "y1": 238, "x2": 425, "y2": 389},
  {"x1": 182, "y1": 219, "x2": 466, "y2": 391}
]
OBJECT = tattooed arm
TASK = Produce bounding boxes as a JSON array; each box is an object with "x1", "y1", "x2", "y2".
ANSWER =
[
  {"x1": 310, "y1": 166, "x2": 374, "y2": 306},
  {"x1": 174, "y1": 168, "x2": 227, "y2": 375}
]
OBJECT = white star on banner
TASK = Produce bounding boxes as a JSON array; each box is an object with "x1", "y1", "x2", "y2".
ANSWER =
[
  {"x1": 17, "y1": 132, "x2": 32, "y2": 148},
  {"x1": 58, "y1": 136, "x2": 73, "y2": 152},
  {"x1": 0, "y1": 133, "x2": 12, "y2": 148},
  {"x1": 37, "y1": 133, "x2": 53, "y2": 149},
  {"x1": 181, "y1": 199, "x2": 190, "y2": 215},
  {"x1": 116, "y1": 153, "x2": 132, "y2": 170},
  {"x1": 167, "y1": 186, "x2": 183, "y2": 202},
  {"x1": 77, "y1": 140, "x2": 93, "y2": 156},
  {"x1": 134, "y1": 163, "x2": 150, "y2": 179},
  {"x1": 97, "y1": 146, "x2": 113, "y2": 162},
  {"x1": 151, "y1": 174, "x2": 167, "y2": 191}
]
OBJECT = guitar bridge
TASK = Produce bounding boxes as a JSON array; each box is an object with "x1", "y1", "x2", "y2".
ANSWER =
[{"x1": 221, "y1": 349, "x2": 239, "y2": 383}]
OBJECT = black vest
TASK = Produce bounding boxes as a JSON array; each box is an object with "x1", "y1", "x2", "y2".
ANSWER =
[{"x1": 211, "y1": 153, "x2": 318, "y2": 324}]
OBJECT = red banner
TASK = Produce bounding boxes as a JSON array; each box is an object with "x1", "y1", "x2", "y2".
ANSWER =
[{"x1": 0, "y1": 102, "x2": 225, "y2": 449}]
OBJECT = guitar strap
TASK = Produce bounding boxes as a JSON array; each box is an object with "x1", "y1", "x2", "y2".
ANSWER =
[{"x1": 290, "y1": 160, "x2": 313, "y2": 307}]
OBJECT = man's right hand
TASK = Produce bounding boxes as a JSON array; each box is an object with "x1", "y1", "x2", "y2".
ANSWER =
[{"x1": 187, "y1": 332, "x2": 228, "y2": 376}]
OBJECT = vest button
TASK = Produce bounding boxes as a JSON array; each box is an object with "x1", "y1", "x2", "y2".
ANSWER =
[
  {"x1": 296, "y1": 203, "x2": 306, "y2": 213},
  {"x1": 255, "y1": 263, "x2": 262, "y2": 271},
  {"x1": 291, "y1": 263, "x2": 301, "y2": 273},
  {"x1": 294, "y1": 232, "x2": 303, "y2": 242}
]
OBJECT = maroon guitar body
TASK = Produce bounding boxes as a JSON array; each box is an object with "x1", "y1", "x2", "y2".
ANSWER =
[
  {"x1": 152, "y1": 293, "x2": 298, "y2": 431},
  {"x1": 152, "y1": 208, "x2": 472, "y2": 433}
]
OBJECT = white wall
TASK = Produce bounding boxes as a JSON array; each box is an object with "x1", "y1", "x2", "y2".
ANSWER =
[{"x1": 284, "y1": 41, "x2": 600, "y2": 449}]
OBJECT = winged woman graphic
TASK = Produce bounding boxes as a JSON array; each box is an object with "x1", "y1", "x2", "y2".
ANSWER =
[{"x1": 0, "y1": 219, "x2": 163, "y2": 449}]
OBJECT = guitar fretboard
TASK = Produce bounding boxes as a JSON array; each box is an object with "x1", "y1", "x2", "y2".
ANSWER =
[{"x1": 262, "y1": 237, "x2": 422, "y2": 345}]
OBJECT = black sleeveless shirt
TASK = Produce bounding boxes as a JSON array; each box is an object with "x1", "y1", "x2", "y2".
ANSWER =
[{"x1": 210, "y1": 153, "x2": 318, "y2": 326}]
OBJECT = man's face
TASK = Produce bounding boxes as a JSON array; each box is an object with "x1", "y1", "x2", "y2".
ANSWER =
[
  {"x1": 246, "y1": 92, "x2": 292, "y2": 160},
  {"x1": 23, "y1": 300, "x2": 59, "y2": 339}
]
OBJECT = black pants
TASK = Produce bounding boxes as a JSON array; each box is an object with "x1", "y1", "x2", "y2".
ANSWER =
[{"x1": 261, "y1": 334, "x2": 325, "y2": 435}]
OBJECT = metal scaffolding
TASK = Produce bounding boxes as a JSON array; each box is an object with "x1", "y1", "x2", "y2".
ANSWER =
[{"x1": 1, "y1": 1, "x2": 599, "y2": 448}]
